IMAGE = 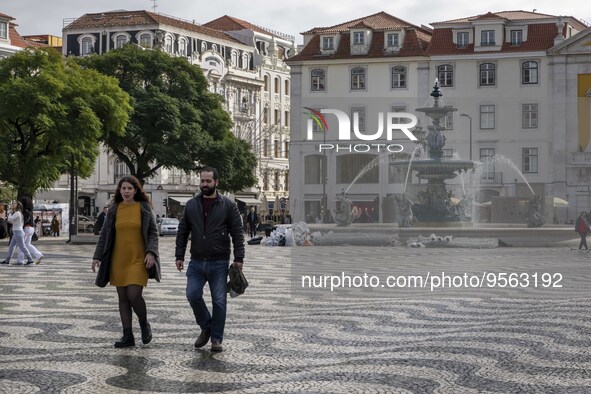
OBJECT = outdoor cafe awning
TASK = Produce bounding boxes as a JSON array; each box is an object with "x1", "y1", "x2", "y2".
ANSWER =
[{"x1": 236, "y1": 196, "x2": 261, "y2": 205}]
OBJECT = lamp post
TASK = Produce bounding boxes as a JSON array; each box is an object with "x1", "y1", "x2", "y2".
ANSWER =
[{"x1": 460, "y1": 113, "x2": 472, "y2": 161}]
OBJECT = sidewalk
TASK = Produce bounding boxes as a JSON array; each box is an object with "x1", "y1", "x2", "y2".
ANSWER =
[{"x1": 1, "y1": 239, "x2": 590, "y2": 392}]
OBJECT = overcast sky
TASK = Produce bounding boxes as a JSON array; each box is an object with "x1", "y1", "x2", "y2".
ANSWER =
[{"x1": 3, "y1": 0, "x2": 590, "y2": 43}]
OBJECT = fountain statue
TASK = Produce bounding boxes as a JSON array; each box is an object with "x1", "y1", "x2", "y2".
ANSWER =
[
  {"x1": 526, "y1": 195, "x2": 545, "y2": 228},
  {"x1": 334, "y1": 192, "x2": 355, "y2": 227},
  {"x1": 390, "y1": 80, "x2": 474, "y2": 223},
  {"x1": 393, "y1": 193, "x2": 414, "y2": 227}
]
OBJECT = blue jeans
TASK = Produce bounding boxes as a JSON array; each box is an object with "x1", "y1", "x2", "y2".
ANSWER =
[
  {"x1": 186, "y1": 259, "x2": 229, "y2": 342},
  {"x1": 6, "y1": 229, "x2": 32, "y2": 262}
]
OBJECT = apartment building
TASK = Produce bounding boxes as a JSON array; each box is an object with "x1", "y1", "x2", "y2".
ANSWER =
[{"x1": 288, "y1": 10, "x2": 589, "y2": 223}]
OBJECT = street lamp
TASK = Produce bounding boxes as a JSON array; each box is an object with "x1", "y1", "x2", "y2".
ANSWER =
[{"x1": 460, "y1": 113, "x2": 472, "y2": 161}]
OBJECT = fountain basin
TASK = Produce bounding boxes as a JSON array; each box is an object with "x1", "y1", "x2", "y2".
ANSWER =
[{"x1": 306, "y1": 223, "x2": 581, "y2": 247}]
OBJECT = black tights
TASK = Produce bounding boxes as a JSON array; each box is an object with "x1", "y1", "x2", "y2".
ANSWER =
[
  {"x1": 116, "y1": 285, "x2": 147, "y2": 329},
  {"x1": 579, "y1": 233, "x2": 588, "y2": 250}
]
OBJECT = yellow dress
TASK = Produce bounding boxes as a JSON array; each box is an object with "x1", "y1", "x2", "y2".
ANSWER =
[{"x1": 110, "y1": 202, "x2": 148, "y2": 287}]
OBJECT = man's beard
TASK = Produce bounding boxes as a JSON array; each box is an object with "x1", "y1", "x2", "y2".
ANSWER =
[{"x1": 202, "y1": 185, "x2": 216, "y2": 196}]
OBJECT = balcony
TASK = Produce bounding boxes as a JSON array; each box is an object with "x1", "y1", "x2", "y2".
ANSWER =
[
  {"x1": 480, "y1": 172, "x2": 503, "y2": 185},
  {"x1": 571, "y1": 152, "x2": 591, "y2": 166}
]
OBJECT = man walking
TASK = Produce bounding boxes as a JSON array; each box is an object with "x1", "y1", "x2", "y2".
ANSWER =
[
  {"x1": 175, "y1": 167, "x2": 244, "y2": 352},
  {"x1": 246, "y1": 206, "x2": 258, "y2": 238}
]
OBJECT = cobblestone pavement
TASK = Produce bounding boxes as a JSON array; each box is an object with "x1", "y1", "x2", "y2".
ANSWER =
[{"x1": 1, "y1": 238, "x2": 591, "y2": 393}]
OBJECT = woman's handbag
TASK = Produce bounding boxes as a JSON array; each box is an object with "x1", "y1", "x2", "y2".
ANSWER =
[
  {"x1": 147, "y1": 256, "x2": 161, "y2": 282},
  {"x1": 95, "y1": 255, "x2": 110, "y2": 288}
]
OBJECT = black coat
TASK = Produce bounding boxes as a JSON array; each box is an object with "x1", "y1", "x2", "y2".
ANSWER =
[{"x1": 93, "y1": 201, "x2": 160, "y2": 286}]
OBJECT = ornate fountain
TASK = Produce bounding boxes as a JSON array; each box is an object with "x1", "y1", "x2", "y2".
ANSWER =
[{"x1": 391, "y1": 81, "x2": 474, "y2": 223}]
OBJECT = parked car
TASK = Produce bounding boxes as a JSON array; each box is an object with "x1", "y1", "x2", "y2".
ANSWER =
[
  {"x1": 158, "y1": 218, "x2": 179, "y2": 236},
  {"x1": 77, "y1": 215, "x2": 95, "y2": 233}
]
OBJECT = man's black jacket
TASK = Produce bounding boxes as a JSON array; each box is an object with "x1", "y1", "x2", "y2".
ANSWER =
[{"x1": 175, "y1": 193, "x2": 245, "y2": 262}]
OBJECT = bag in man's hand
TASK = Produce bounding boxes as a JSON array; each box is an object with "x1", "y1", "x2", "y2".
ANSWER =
[{"x1": 227, "y1": 263, "x2": 248, "y2": 298}]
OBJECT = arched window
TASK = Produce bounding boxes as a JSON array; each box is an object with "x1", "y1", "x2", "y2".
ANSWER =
[
  {"x1": 479, "y1": 63, "x2": 495, "y2": 86},
  {"x1": 437, "y1": 64, "x2": 453, "y2": 87},
  {"x1": 230, "y1": 50, "x2": 238, "y2": 67},
  {"x1": 114, "y1": 33, "x2": 129, "y2": 49},
  {"x1": 164, "y1": 34, "x2": 173, "y2": 53},
  {"x1": 178, "y1": 37, "x2": 187, "y2": 56},
  {"x1": 351, "y1": 67, "x2": 366, "y2": 90},
  {"x1": 201, "y1": 41, "x2": 207, "y2": 53},
  {"x1": 79, "y1": 35, "x2": 95, "y2": 55},
  {"x1": 136, "y1": 31, "x2": 153, "y2": 49},
  {"x1": 284, "y1": 80, "x2": 290, "y2": 95},
  {"x1": 391, "y1": 66, "x2": 406, "y2": 88},
  {"x1": 242, "y1": 53, "x2": 249, "y2": 69},
  {"x1": 274, "y1": 77, "x2": 281, "y2": 94},
  {"x1": 114, "y1": 158, "x2": 130, "y2": 182},
  {"x1": 264, "y1": 75, "x2": 269, "y2": 92},
  {"x1": 522, "y1": 61, "x2": 538, "y2": 84}
]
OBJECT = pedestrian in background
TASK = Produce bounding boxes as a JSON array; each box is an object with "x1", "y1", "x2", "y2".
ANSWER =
[
  {"x1": 51, "y1": 215, "x2": 60, "y2": 237},
  {"x1": 0, "y1": 204, "x2": 8, "y2": 240},
  {"x1": 175, "y1": 167, "x2": 245, "y2": 352},
  {"x1": 1, "y1": 201, "x2": 33, "y2": 265},
  {"x1": 246, "y1": 206, "x2": 258, "y2": 238},
  {"x1": 94, "y1": 206, "x2": 108, "y2": 235},
  {"x1": 17, "y1": 197, "x2": 43, "y2": 265},
  {"x1": 92, "y1": 176, "x2": 159, "y2": 348},
  {"x1": 575, "y1": 211, "x2": 590, "y2": 250}
]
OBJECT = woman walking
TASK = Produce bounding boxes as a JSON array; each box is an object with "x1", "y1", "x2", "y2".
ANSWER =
[
  {"x1": 1, "y1": 201, "x2": 33, "y2": 265},
  {"x1": 17, "y1": 197, "x2": 43, "y2": 264},
  {"x1": 92, "y1": 176, "x2": 160, "y2": 347},
  {"x1": 575, "y1": 211, "x2": 590, "y2": 250}
]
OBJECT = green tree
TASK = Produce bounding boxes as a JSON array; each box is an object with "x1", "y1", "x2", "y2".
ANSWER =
[
  {"x1": 79, "y1": 45, "x2": 257, "y2": 192},
  {"x1": 0, "y1": 48, "x2": 131, "y2": 199}
]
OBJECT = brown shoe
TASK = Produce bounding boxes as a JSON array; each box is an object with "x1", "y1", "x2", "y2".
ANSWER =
[
  {"x1": 194, "y1": 329, "x2": 210, "y2": 348},
  {"x1": 211, "y1": 340, "x2": 223, "y2": 352}
]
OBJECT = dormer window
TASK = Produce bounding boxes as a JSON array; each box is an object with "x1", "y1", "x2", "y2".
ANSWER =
[
  {"x1": 386, "y1": 33, "x2": 400, "y2": 47},
  {"x1": 481, "y1": 30, "x2": 495, "y2": 46},
  {"x1": 353, "y1": 31, "x2": 364, "y2": 45},
  {"x1": 322, "y1": 37, "x2": 334, "y2": 50},
  {"x1": 457, "y1": 32, "x2": 469, "y2": 48},
  {"x1": 510, "y1": 30, "x2": 523, "y2": 46},
  {"x1": 178, "y1": 37, "x2": 187, "y2": 56},
  {"x1": 0, "y1": 22, "x2": 7, "y2": 39}
]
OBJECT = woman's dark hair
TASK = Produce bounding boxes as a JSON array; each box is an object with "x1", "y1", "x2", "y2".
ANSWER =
[
  {"x1": 20, "y1": 196, "x2": 33, "y2": 211},
  {"x1": 14, "y1": 201, "x2": 23, "y2": 212},
  {"x1": 113, "y1": 175, "x2": 151, "y2": 204}
]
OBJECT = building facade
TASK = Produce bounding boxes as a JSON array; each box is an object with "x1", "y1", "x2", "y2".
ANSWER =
[
  {"x1": 40, "y1": 10, "x2": 294, "y2": 220},
  {"x1": 288, "y1": 10, "x2": 589, "y2": 223}
]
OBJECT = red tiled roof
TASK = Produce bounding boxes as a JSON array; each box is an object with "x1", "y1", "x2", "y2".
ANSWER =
[
  {"x1": 64, "y1": 10, "x2": 241, "y2": 44},
  {"x1": 427, "y1": 23, "x2": 564, "y2": 55},
  {"x1": 432, "y1": 10, "x2": 587, "y2": 30},
  {"x1": 288, "y1": 27, "x2": 430, "y2": 62},
  {"x1": 301, "y1": 11, "x2": 423, "y2": 34},
  {"x1": 289, "y1": 11, "x2": 431, "y2": 62},
  {"x1": 203, "y1": 15, "x2": 288, "y2": 40},
  {"x1": 9, "y1": 23, "x2": 47, "y2": 48}
]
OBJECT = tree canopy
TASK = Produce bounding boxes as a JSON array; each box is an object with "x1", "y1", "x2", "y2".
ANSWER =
[
  {"x1": 79, "y1": 45, "x2": 257, "y2": 192},
  {"x1": 0, "y1": 48, "x2": 131, "y2": 199}
]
